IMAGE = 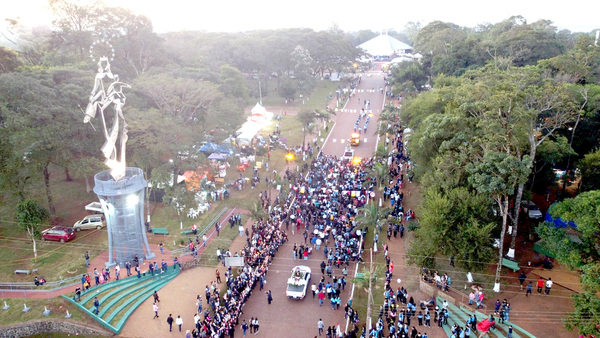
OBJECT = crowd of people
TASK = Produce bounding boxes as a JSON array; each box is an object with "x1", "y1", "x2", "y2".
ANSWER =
[{"x1": 182, "y1": 217, "x2": 288, "y2": 337}]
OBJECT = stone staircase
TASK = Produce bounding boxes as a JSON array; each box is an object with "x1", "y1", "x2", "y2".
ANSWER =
[
  {"x1": 436, "y1": 295, "x2": 536, "y2": 338},
  {"x1": 62, "y1": 266, "x2": 180, "y2": 334}
]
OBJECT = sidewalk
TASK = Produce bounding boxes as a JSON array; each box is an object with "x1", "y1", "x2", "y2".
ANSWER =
[{"x1": 0, "y1": 209, "x2": 249, "y2": 299}]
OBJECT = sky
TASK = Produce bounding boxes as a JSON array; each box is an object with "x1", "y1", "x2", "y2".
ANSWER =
[{"x1": 2, "y1": 0, "x2": 599, "y2": 34}]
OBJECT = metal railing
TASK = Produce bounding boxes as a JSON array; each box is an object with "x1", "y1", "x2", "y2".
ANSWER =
[{"x1": 171, "y1": 206, "x2": 234, "y2": 258}]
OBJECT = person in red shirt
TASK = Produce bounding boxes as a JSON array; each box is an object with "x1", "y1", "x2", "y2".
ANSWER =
[{"x1": 537, "y1": 277, "x2": 544, "y2": 293}]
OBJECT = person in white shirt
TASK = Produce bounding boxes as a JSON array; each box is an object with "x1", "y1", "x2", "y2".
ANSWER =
[
  {"x1": 175, "y1": 315, "x2": 183, "y2": 332},
  {"x1": 545, "y1": 278, "x2": 553, "y2": 295},
  {"x1": 194, "y1": 313, "x2": 200, "y2": 328},
  {"x1": 152, "y1": 303, "x2": 159, "y2": 318}
]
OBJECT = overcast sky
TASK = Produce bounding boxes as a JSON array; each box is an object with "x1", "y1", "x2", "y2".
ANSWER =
[{"x1": 3, "y1": 0, "x2": 599, "y2": 34}]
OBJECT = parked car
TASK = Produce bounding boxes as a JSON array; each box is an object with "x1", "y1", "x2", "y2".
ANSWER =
[
  {"x1": 522, "y1": 200, "x2": 543, "y2": 219},
  {"x1": 73, "y1": 215, "x2": 105, "y2": 231},
  {"x1": 286, "y1": 265, "x2": 311, "y2": 299},
  {"x1": 42, "y1": 226, "x2": 76, "y2": 243}
]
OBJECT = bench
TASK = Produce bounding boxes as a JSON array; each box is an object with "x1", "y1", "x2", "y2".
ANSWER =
[
  {"x1": 152, "y1": 228, "x2": 169, "y2": 235},
  {"x1": 181, "y1": 230, "x2": 195, "y2": 235},
  {"x1": 15, "y1": 270, "x2": 31, "y2": 275},
  {"x1": 502, "y1": 258, "x2": 520, "y2": 272}
]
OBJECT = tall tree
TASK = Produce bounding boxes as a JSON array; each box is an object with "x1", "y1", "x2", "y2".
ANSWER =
[
  {"x1": 536, "y1": 191, "x2": 600, "y2": 336},
  {"x1": 16, "y1": 200, "x2": 49, "y2": 259}
]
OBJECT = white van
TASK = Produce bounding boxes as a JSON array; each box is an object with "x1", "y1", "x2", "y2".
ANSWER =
[{"x1": 73, "y1": 215, "x2": 104, "y2": 231}]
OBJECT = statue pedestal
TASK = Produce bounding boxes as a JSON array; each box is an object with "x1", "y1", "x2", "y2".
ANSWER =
[{"x1": 94, "y1": 167, "x2": 155, "y2": 267}]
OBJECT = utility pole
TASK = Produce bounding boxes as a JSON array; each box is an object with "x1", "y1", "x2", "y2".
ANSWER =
[{"x1": 366, "y1": 248, "x2": 373, "y2": 331}]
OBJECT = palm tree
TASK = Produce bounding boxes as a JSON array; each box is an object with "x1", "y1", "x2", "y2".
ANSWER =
[
  {"x1": 370, "y1": 162, "x2": 390, "y2": 189},
  {"x1": 354, "y1": 202, "x2": 390, "y2": 232},
  {"x1": 250, "y1": 201, "x2": 267, "y2": 221},
  {"x1": 297, "y1": 108, "x2": 333, "y2": 147},
  {"x1": 374, "y1": 144, "x2": 391, "y2": 161}
]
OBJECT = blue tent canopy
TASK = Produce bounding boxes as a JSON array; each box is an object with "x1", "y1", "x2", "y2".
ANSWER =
[
  {"x1": 544, "y1": 203, "x2": 577, "y2": 229},
  {"x1": 200, "y1": 142, "x2": 219, "y2": 153}
]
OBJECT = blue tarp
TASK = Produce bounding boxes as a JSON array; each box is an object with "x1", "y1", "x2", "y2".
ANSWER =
[
  {"x1": 200, "y1": 142, "x2": 219, "y2": 153},
  {"x1": 544, "y1": 203, "x2": 577, "y2": 229}
]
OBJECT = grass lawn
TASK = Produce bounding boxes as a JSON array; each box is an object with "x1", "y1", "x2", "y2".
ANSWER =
[
  {"x1": 0, "y1": 78, "x2": 343, "y2": 334},
  {"x1": 0, "y1": 297, "x2": 96, "y2": 328}
]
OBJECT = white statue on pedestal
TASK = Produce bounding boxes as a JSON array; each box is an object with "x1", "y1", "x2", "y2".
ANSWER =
[{"x1": 84, "y1": 57, "x2": 131, "y2": 180}]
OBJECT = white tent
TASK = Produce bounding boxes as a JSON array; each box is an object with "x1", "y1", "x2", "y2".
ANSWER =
[{"x1": 358, "y1": 34, "x2": 412, "y2": 57}]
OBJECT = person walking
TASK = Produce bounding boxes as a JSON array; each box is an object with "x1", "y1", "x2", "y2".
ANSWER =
[
  {"x1": 537, "y1": 277, "x2": 544, "y2": 293},
  {"x1": 241, "y1": 319, "x2": 249, "y2": 337},
  {"x1": 526, "y1": 281, "x2": 533, "y2": 297},
  {"x1": 175, "y1": 315, "x2": 183, "y2": 332},
  {"x1": 93, "y1": 297, "x2": 100, "y2": 315},
  {"x1": 153, "y1": 302, "x2": 159, "y2": 318},
  {"x1": 153, "y1": 290, "x2": 160, "y2": 303},
  {"x1": 84, "y1": 251, "x2": 90, "y2": 268},
  {"x1": 115, "y1": 264, "x2": 120, "y2": 281},
  {"x1": 253, "y1": 317, "x2": 259, "y2": 334},
  {"x1": 545, "y1": 278, "x2": 553, "y2": 295},
  {"x1": 167, "y1": 314, "x2": 174, "y2": 332},
  {"x1": 318, "y1": 318, "x2": 325, "y2": 335},
  {"x1": 266, "y1": 290, "x2": 273, "y2": 304},
  {"x1": 518, "y1": 271, "x2": 527, "y2": 290},
  {"x1": 216, "y1": 269, "x2": 222, "y2": 283}
]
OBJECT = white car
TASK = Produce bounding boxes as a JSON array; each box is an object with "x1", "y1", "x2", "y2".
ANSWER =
[
  {"x1": 341, "y1": 148, "x2": 355, "y2": 161},
  {"x1": 286, "y1": 266, "x2": 311, "y2": 299},
  {"x1": 73, "y1": 215, "x2": 105, "y2": 231},
  {"x1": 522, "y1": 200, "x2": 543, "y2": 219}
]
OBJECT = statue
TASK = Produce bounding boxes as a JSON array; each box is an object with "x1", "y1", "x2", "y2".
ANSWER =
[{"x1": 84, "y1": 57, "x2": 131, "y2": 180}]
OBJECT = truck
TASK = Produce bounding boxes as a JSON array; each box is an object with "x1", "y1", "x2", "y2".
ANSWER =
[
  {"x1": 286, "y1": 266, "x2": 311, "y2": 299},
  {"x1": 351, "y1": 132, "x2": 360, "y2": 146}
]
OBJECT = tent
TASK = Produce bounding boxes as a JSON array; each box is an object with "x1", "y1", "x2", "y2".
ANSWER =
[
  {"x1": 208, "y1": 152, "x2": 226, "y2": 160},
  {"x1": 544, "y1": 203, "x2": 577, "y2": 228},
  {"x1": 217, "y1": 145, "x2": 233, "y2": 155},
  {"x1": 358, "y1": 34, "x2": 412, "y2": 57},
  {"x1": 200, "y1": 142, "x2": 219, "y2": 153}
]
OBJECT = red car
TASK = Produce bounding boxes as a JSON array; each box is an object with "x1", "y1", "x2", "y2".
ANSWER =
[{"x1": 42, "y1": 226, "x2": 76, "y2": 243}]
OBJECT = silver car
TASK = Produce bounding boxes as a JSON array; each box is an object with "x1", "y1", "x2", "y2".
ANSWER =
[
  {"x1": 522, "y1": 200, "x2": 543, "y2": 219},
  {"x1": 73, "y1": 215, "x2": 105, "y2": 231}
]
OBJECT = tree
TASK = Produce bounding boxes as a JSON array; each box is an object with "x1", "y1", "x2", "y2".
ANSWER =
[
  {"x1": 354, "y1": 202, "x2": 390, "y2": 233},
  {"x1": 250, "y1": 201, "x2": 267, "y2": 221},
  {"x1": 135, "y1": 73, "x2": 220, "y2": 122},
  {"x1": 536, "y1": 191, "x2": 600, "y2": 336},
  {"x1": 467, "y1": 151, "x2": 531, "y2": 286},
  {"x1": 578, "y1": 149, "x2": 600, "y2": 192},
  {"x1": 296, "y1": 108, "x2": 329, "y2": 148},
  {"x1": 16, "y1": 200, "x2": 49, "y2": 259},
  {"x1": 408, "y1": 187, "x2": 496, "y2": 271},
  {"x1": 0, "y1": 47, "x2": 21, "y2": 73},
  {"x1": 369, "y1": 162, "x2": 389, "y2": 189}
]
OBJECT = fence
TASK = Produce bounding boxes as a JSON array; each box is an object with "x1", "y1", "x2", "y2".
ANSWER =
[
  {"x1": 0, "y1": 275, "x2": 80, "y2": 298},
  {"x1": 170, "y1": 206, "x2": 235, "y2": 258}
]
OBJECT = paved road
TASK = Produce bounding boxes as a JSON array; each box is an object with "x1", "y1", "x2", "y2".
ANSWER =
[
  {"x1": 322, "y1": 68, "x2": 387, "y2": 159},
  {"x1": 239, "y1": 68, "x2": 388, "y2": 337}
]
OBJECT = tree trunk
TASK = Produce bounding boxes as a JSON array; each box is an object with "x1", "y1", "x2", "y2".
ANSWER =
[
  {"x1": 64, "y1": 167, "x2": 72, "y2": 181},
  {"x1": 562, "y1": 110, "x2": 582, "y2": 199},
  {"x1": 495, "y1": 196, "x2": 509, "y2": 286},
  {"x1": 508, "y1": 182, "x2": 525, "y2": 258},
  {"x1": 43, "y1": 165, "x2": 56, "y2": 216},
  {"x1": 32, "y1": 237, "x2": 37, "y2": 259},
  {"x1": 84, "y1": 176, "x2": 92, "y2": 193}
]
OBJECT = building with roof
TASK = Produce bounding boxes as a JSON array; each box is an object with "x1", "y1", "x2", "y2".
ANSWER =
[{"x1": 358, "y1": 33, "x2": 413, "y2": 59}]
